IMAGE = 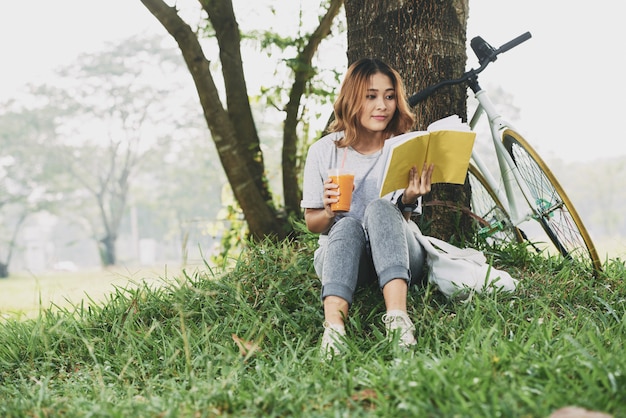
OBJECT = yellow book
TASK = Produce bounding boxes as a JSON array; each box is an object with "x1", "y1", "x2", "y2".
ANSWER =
[{"x1": 378, "y1": 115, "x2": 476, "y2": 197}]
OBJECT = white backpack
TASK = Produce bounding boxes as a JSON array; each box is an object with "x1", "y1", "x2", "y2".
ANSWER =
[{"x1": 409, "y1": 222, "x2": 519, "y2": 300}]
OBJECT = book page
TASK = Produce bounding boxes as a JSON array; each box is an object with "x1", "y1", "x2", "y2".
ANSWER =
[
  {"x1": 378, "y1": 132, "x2": 429, "y2": 197},
  {"x1": 427, "y1": 114, "x2": 472, "y2": 132},
  {"x1": 425, "y1": 130, "x2": 476, "y2": 184}
]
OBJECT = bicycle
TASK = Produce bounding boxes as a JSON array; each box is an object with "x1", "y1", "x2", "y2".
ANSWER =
[{"x1": 408, "y1": 32, "x2": 603, "y2": 273}]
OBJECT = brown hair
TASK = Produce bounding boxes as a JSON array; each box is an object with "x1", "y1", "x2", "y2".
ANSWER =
[{"x1": 329, "y1": 58, "x2": 415, "y2": 147}]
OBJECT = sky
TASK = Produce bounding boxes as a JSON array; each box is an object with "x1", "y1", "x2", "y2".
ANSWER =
[{"x1": 1, "y1": 1, "x2": 626, "y2": 163}]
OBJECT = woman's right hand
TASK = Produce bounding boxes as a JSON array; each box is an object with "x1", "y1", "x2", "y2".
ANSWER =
[{"x1": 323, "y1": 177, "x2": 340, "y2": 218}]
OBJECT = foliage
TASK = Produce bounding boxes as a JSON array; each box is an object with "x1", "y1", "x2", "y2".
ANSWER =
[
  {"x1": 0, "y1": 236, "x2": 624, "y2": 417},
  {"x1": 0, "y1": 34, "x2": 225, "y2": 272}
]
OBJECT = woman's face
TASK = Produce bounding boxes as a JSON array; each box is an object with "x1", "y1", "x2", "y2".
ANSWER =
[{"x1": 358, "y1": 72, "x2": 397, "y2": 135}]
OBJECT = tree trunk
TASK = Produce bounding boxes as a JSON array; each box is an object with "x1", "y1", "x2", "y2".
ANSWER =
[
  {"x1": 0, "y1": 263, "x2": 7, "y2": 279},
  {"x1": 282, "y1": 0, "x2": 344, "y2": 217},
  {"x1": 99, "y1": 234, "x2": 117, "y2": 267},
  {"x1": 344, "y1": 0, "x2": 473, "y2": 241},
  {"x1": 141, "y1": 0, "x2": 286, "y2": 241},
  {"x1": 0, "y1": 210, "x2": 28, "y2": 278},
  {"x1": 141, "y1": 0, "x2": 345, "y2": 240}
]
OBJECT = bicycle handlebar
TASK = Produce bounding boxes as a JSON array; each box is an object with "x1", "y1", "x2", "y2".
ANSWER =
[
  {"x1": 498, "y1": 32, "x2": 532, "y2": 55},
  {"x1": 408, "y1": 31, "x2": 532, "y2": 106}
]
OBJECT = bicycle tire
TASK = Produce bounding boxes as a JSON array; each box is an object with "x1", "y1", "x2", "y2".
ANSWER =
[
  {"x1": 502, "y1": 129, "x2": 602, "y2": 272},
  {"x1": 467, "y1": 164, "x2": 524, "y2": 245}
]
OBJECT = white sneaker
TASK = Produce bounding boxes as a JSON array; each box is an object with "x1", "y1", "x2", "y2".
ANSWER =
[
  {"x1": 382, "y1": 310, "x2": 417, "y2": 349},
  {"x1": 320, "y1": 321, "x2": 346, "y2": 360}
]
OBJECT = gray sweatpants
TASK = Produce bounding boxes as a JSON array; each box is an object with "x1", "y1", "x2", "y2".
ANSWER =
[{"x1": 313, "y1": 198, "x2": 427, "y2": 305}]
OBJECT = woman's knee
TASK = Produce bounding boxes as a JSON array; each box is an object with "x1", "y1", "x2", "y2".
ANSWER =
[
  {"x1": 326, "y1": 217, "x2": 367, "y2": 263},
  {"x1": 329, "y1": 216, "x2": 365, "y2": 239},
  {"x1": 364, "y1": 198, "x2": 396, "y2": 219},
  {"x1": 364, "y1": 199, "x2": 403, "y2": 240}
]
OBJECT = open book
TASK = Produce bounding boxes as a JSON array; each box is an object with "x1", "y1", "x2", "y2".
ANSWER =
[{"x1": 378, "y1": 115, "x2": 476, "y2": 197}]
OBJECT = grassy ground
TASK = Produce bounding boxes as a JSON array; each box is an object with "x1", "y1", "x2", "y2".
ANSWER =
[
  {"x1": 0, "y1": 236, "x2": 624, "y2": 417},
  {"x1": 0, "y1": 265, "x2": 184, "y2": 320}
]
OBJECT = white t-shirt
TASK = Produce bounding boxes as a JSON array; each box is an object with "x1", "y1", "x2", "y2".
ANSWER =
[{"x1": 300, "y1": 131, "x2": 396, "y2": 223}]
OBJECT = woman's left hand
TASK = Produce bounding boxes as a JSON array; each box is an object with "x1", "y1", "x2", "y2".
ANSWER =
[{"x1": 403, "y1": 163, "x2": 434, "y2": 204}]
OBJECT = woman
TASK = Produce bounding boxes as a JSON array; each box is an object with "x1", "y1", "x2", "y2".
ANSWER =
[{"x1": 300, "y1": 58, "x2": 435, "y2": 358}]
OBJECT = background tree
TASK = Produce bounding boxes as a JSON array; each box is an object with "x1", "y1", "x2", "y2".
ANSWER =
[
  {"x1": 140, "y1": 0, "x2": 344, "y2": 240},
  {"x1": 0, "y1": 104, "x2": 59, "y2": 277},
  {"x1": 344, "y1": 0, "x2": 472, "y2": 240},
  {"x1": 0, "y1": 32, "x2": 242, "y2": 274},
  {"x1": 6, "y1": 37, "x2": 199, "y2": 268},
  {"x1": 42, "y1": 37, "x2": 188, "y2": 266}
]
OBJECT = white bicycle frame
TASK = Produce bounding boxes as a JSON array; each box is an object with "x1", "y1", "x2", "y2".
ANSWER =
[{"x1": 467, "y1": 88, "x2": 538, "y2": 228}]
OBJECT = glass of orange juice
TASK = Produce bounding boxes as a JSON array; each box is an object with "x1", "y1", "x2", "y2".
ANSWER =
[{"x1": 327, "y1": 168, "x2": 355, "y2": 212}]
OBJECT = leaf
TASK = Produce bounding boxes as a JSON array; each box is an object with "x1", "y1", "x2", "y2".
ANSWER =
[
  {"x1": 549, "y1": 407, "x2": 612, "y2": 418},
  {"x1": 349, "y1": 388, "x2": 378, "y2": 410},
  {"x1": 232, "y1": 333, "x2": 261, "y2": 357}
]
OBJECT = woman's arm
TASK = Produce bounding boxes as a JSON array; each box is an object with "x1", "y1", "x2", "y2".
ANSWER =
[
  {"x1": 304, "y1": 178, "x2": 340, "y2": 233},
  {"x1": 304, "y1": 208, "x2": 335, "y2": 234}
]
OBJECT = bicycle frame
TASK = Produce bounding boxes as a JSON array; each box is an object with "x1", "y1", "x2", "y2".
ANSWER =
[{"x1": 468, "y1": 89, "x2": 538, "y2": 228}]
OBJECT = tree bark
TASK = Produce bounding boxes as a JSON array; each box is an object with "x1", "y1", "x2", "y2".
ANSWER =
[{"x1": 344, "y1": 0, "x2": 472, "y2": 240}]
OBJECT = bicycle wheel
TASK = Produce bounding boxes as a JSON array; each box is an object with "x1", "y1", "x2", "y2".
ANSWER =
[
  {"x1": 467, "y1": 164, "x2": 524, "y2": 245},
  {"x1": 502, "y1": 129, "x2": 602, "y2": 272}
]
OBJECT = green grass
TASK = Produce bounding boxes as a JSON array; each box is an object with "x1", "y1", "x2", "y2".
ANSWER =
[
  {"x1": 0, "y1": 235, "x2": 624, "y2": 417},
  {"x1": 0, "y1": 266, "x2": 176, "y2": 320}
]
